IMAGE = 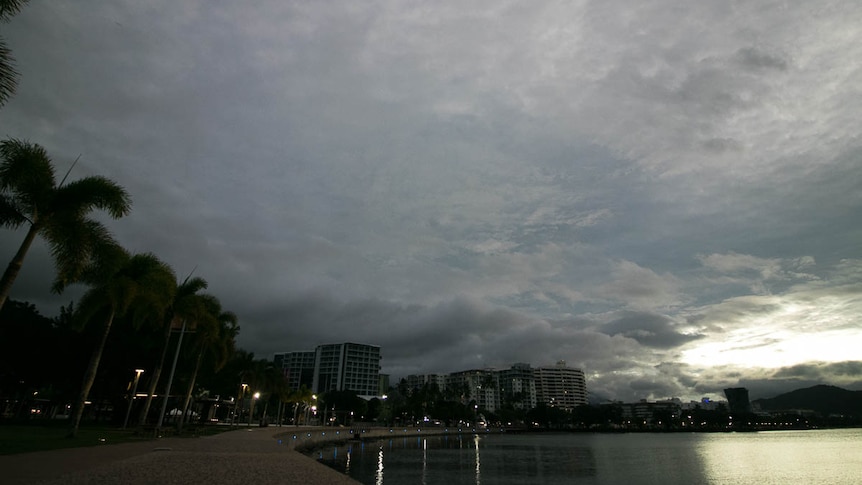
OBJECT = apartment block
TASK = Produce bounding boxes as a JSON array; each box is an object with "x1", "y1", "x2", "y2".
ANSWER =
[
  {"x1": 273, "y1": 350, "x2": 315, "y2": 392},
  {"x1": 405, "y1": 374, "x2": 447, "y2": 393},
  {"x1": 498, "y1": 363, "x2": 538, "y2": 410},
  {"x1": 447, "y1": 369, "x2": 500, "y2": 412},
  {"x1": 313, "y1": 342, "x2": 382, "y2": 397},
  {"x1": 534, "y1": 360, "x2": 588, "y2": 410}
]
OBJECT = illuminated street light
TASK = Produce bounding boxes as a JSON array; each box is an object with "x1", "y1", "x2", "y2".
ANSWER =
[
  {"x1": 248, "y1": 391, "x2": 260, "y2": 426},
  {"x1": 122, "y1": 369, "x2": 145, "y2": 429},
  {"x1": 233, "y1": 383, "x2": 248, "y2": 426},
  {"x1": 305, "y1": 394, "x2": 318, "y2": 426}
]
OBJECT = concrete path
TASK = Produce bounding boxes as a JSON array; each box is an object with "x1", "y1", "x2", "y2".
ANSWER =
[{"x1": 1, "y1": 426, "x2": 360, "y2": 485}]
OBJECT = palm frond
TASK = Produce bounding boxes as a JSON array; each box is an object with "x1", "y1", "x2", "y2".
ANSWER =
[
  {"x1": 0, "y1": 0, "x2": 28, "y2": 22},
  {"x1": 54, "y1": 175, "x2": 131, "y2": 219},
  {"x1": 177, "y1": 276, "x2": 208, "y2": 298},
  {"x1": 46, "y1": 218, "x2": 122, "y2": 292},
  {"x1": 0, "y1": 1, "x2": 27, "y2": 106},
  {"x1": 0, "y1": 192, "x2": 25, "y2": 227},
  {"x1": 74, "y1": 250, "x2": 176, "y2": 331},
  {"x1": 0, "y1": 139, "x2": 56, "y2": 212},
  {"x1": 0, "y1": 38, "x2": 17, "y2": 107}
]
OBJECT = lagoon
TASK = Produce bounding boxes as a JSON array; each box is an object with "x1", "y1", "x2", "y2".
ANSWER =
[{"x1": 315, "y1": 428, "x2": 862, "y2": 484}]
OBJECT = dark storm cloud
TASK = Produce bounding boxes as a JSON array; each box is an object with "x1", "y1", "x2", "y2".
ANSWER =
[
  {"x1": 236, "y1": 292, "x2": 652, "y2": 389},
  {"x1": 772, "y1": 361, "x2": 862, "y2": 382},
  {"x1": 600, "y1": 312, "x2": 703, "y2": 348}
]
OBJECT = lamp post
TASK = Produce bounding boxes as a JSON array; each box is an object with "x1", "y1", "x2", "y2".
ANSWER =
[
  {"x1": 122, "y1": 369, "x2": 145, "y2": 429},
  {"x1": 233, "y1": 383, "x2": 248, "y2": 426},
  {"x1": 304, "y1": 394, "x2": 317, "y2": 425},
  {"x1": 156, "y1": 318, "x2": 187, "y2": 436},
  {"x1": 249, "y1": 392, "x2": 260, "y2": 426}
]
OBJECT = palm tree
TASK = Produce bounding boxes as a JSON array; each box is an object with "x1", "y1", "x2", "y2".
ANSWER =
[
  {"x1": 228, "y1": 349, "x2": 256, "y2": 425},
  {"x1": 251, "y1": 360, "x2": 286, "y2": 426},
  {"x1": 0, "y1": 139, "x2": 131, "y2": 311},
  {"x1": 288, "y1": 386, "x2": 315, "y2": 425},
  {"x1": 232, "y1": 356, "x2": 284, "y2": 426},
  {"x1": 69, "y1": 247, "x2": 176, "y2": 437},
  {"x1": 136, "y1": 276, "x2": 208, "y2": 426},
  {"x1": 0, "y1": 0, "x2": 28, "y2": 106},
  {"x1": 177, "y1": 295, "x2": 238, "y2": 430}
]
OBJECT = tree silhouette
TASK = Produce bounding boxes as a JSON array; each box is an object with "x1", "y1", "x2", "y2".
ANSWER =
[
  {"x1": 68, "y1": 248, "x2": 175, "y2": 437},
  {"x1": 177, "y1": 295, "x2": 238, "y2": 430},
  {"x1": 0, "y1": 0, "x2": 28, "y2": 106},
  {"x1": 136, "y1": 276, "x2": 208, "y2": 426},
  {"x1": 0, "y1": 139, "x2": 131, "y2": 311}
]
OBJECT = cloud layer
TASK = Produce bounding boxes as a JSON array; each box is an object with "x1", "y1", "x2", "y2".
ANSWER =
[{"x1": 2, "y1": 1, "x2": 861, "y2": 401}]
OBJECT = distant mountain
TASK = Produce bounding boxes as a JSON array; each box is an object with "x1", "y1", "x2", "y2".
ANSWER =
[{"x1": 753, "y1": 385, "x2": 862, "y2": 417}]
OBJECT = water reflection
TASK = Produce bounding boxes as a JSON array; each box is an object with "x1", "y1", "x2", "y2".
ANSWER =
[
  {"x1": 421, "y1": 438, "x2": 427, "y2": 485},
  {"x1": 695, "y1": 429, "x2": 862, "y2": 484},
  {"x1": 316, "y1": 429, "x2": 862, "y2": 484},
  {"x1": 375, "y1": 447, "x2": 384, "y2": 485},
  {"x1": 473, "y1": 434, "x2": 480, "y2": 484}
]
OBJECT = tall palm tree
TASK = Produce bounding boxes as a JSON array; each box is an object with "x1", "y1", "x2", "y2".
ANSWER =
[
  {"x1": 136, "y1": 276, "x2": 208, "y2": 426},
  {"x1": 230, "y1": 356, "x2": 282, "y2": 426},
  {"x1": 248, "y1": 359, "x2": 286, "y2": 426},
  {"x1": 229, "y1": 349, "x2": 256, "y2": 425},
  {"x1": 288, "y1": 386, "x2": 315, "y2": 425},
  {"x1": 0, "y1": 0, "x2": 28, "y2": 106},
  {"x1": 69, "y1": 247, "x2": 176, "y2": 437},
  {"x1": 177, "y1": 296, "x2": 238, "y2": 430},
  {"x1": 0, "y1": 139, "x2": 131, "y2": 311}
]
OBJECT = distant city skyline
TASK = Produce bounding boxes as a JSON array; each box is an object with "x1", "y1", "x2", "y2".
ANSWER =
[{"x1": 2, "y1": 1, "x2": 861, "y2": 403}]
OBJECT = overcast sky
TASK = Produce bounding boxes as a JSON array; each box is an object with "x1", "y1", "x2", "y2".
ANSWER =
[{"x1": 2, "y1": 0, "x2": 861, "y2": 402}]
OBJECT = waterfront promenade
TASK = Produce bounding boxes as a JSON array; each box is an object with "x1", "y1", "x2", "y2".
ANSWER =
[{"x1": 2, "y1": 426, "x2": 362, "y2": 485}]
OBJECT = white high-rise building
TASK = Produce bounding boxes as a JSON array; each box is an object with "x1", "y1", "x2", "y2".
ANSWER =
[
  {"x1": 534, "y1": 361, "x2": 587, "y2": 410},
  {"x1": 312, "y1": 342, "x2": 382, "y2": 397},
  {"x1": 446, "y1": 369, "x2": 500, "y2": 412}
]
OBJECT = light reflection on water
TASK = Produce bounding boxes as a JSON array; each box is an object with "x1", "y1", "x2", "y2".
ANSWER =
[
  {"x1": 473, "y1": 434, "x2": 480, "y2": 484},
  {"x1": 375, "y1": 447, "x2": 384, "y2": 485},
  {"x1": 315, "y1": 428, "x2": 862, "y2": 484},
  {"x1": 696, "y1": 430, "x2": 862, "y2": 484}
]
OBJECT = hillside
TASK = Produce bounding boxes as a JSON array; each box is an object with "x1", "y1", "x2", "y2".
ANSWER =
[{"x1": 753, "y1": 385, "x2": 862, "y2": 417}]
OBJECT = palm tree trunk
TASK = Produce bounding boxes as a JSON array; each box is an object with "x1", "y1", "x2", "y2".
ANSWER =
[
  {"x1": 70, "y1": 308, "x2": 115, "y2": 438},
  {"x1": 261, "y1": 400, "x2": 269, "y2": 426},
  {"x1": 137, "y1": 322, "x2": 172, "y2": 425},
  {"x1": 178, "y1": 347, "x2": 204, "y2": 432},
  {"x1": 0, "y1": 223, "x2": 38, "y2": 311},
  {"x1": 275, "y1": 399, "x2": 284, "y2": 427}
]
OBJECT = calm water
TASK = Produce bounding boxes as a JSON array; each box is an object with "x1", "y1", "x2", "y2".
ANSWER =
[{"x1": 315, "y1": 429, "x2": 862, "y2": 484}]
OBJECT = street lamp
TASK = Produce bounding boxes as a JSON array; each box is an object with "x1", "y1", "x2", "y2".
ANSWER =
[
  {"x1": 248, "y1": 391, "x2": 260, "y2": 426},
  {"x1": 305, "y1": 394, "x2": 317, "y2": 425},
  {"x1": 233, "y1": 383, "x2": 248, "y2": 426},
  {"x1": 122, "y1": 369, "x2": 145, "y2": 429}
]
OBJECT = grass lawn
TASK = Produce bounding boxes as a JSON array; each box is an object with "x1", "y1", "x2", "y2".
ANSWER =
[{"x1": 0, "y1": 422, "x2": 234, "y2": 455}]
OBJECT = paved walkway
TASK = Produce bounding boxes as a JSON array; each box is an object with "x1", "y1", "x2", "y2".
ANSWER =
[{"x1": 1, "y1": 426, "x2": 360, "y2": 485}]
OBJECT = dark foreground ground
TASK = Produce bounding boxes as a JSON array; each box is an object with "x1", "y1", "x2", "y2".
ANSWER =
[{"x1": 0, "y1": 426, "x2": 359, "y2": 485}]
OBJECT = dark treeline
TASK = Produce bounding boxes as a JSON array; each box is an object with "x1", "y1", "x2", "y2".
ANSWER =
[{"x1": 0, "y1": 298, "x2": 293, "y2": 433}]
